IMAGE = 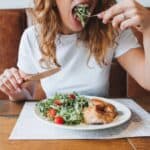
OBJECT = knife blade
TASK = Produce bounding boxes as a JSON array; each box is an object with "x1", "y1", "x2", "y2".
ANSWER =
[
  {"x1": 21, "y1": 67, "x2": 60, "y2": 88},
  {"x1": 24, "y1": 67, "x2": 60, "y2": 82}
]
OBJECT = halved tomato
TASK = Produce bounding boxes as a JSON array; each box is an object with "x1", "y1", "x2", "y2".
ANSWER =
[
  {"x1": 68, "y1": 94, "x2": 76, "y2": 100},
  {"x1": 54, "y1": 116, "x2": 64, "y2": 124}
]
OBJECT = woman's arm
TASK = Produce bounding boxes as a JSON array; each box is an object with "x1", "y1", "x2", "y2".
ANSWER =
[
  {"x1": 97, "y1": 0, "x2": 150, "y2": 90},
  {"x1": 117, "y1": 47, "x2": 150, "y2": 91},
  {"x1": 117, "y1": 30, "x2": 150, "y2": 90}
]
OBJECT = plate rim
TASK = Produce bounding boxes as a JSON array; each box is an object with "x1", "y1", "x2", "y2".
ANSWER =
[{"x1": 34, "y1": 96, "x2": 132, "y2": 130}]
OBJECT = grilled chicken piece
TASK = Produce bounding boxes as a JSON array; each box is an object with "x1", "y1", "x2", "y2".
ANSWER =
[{"x1": 83, "y1": 99, "x2": 118, "y2": 124}]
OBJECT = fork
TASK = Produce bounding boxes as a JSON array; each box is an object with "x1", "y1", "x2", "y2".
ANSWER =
[{"x1": 88, "y1": 14, "x2": 98, "y2": 18}]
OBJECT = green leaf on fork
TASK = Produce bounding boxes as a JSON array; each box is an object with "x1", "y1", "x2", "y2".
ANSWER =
[{"x1": 74, "y1": 4, "x2": 91, "y2": 27}]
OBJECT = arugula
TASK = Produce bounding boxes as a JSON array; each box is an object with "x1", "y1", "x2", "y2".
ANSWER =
[
  {"x1": 74, "y1": 4, "x2": 91, "y2": 27},
  {"x1": 36, "y1": 93, "x2": 89, "y2": 125}
]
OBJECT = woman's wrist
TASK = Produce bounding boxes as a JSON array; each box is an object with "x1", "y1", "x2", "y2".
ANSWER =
[{"x1": 9, "y1": 88, "x2": 32, "y2": 101}]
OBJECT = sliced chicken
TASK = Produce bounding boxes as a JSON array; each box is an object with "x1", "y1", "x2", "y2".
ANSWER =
[{"x1": 83, "y1": 99, "x2": 118, "y2": 124}]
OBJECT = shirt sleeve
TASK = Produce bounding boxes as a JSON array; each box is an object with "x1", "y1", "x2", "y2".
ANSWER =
[
  {"x1": 17, "y1": 29, "x2": 38, "y2": 74},
  {"x1": 114, "y1": 29, "x2": 141, "y2": 58}
]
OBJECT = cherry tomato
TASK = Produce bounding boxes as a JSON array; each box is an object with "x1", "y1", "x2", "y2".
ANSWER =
[
  {"x1": 47, "y1": 109, "x2": 57, "y2": 118},
  {"x1": 54, "y1": 116, "x2": 64, "y2": 124},
  {"x1": 68, "y1": 94, "x2": 76, "y2": 100},
  {"x1": 54, "y1": 99, "x2": 62, "y2": 105}
]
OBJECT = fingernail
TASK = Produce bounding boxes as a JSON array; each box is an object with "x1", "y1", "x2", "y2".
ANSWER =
[
  {"x1": 112, "y1": 22, "x2": 115, "y2": 27},
  {"x1": 97, "y1": 13, "x2": 103, "y2": 18},
  {"x1": 103, "y1": 20, "x2": 107, "y2": 24},
  {"x1": 98, "y1": 12, "x2": 105, "y2": 17}
]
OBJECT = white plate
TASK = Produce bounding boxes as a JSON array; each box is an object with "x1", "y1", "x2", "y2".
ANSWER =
[{"x1": 34, "y1": 96, "x2": 131, "y2": 130}]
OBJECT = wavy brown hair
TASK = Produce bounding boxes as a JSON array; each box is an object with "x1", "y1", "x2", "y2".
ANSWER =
[{"x1": 33, "y1": 0, "x2": 117, "y2": 68}]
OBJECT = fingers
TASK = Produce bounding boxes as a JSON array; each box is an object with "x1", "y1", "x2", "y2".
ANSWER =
[
  {"x1": 9, "y1": 76, "x2": 20, "y2": 90},
  {"x1": 97, "y1": 0, "x2": 145, "y2": 31},
  {"x1": 124, "y1": 8, "x2": 139, "y2": 18},
  {"x1": 0, "y1": 79, "x2": 13, "y2": 97},
  {"x1": 111, "y1": 9, "x2": 140, "y2": 29},
  {"x1": 3, "y1": 78, "x2": 16, "y2": 92},
  {"x1": 4, "y1": 68, "x2": 22, "y2": 91},
  {"x1": 98, "y1": 3, "x2": 125, "y2": 24},
  {"x1": 112, "y1": 14, "x2": 126, "y2": 29},
  {"x1": 98, "y1": 0, "x2": 138, "y2": 20},
  {"x1": 11, "y1": 68, "x2": 23, "y2": 84},
  {"x1": 120, "y1": 16, "x2": 142, "y2": 31},
  {"x1": 0, "y1": 68, "x2": 23, "y2": 97}
]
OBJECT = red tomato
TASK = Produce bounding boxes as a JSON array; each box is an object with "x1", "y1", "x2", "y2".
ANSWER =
[
  {"x1": 68, "y1": 94, "x2": 76, "y2": 100},
  {"x1": 47, "y1": 109, "x2": 57, "y2": 118},
  {"x1": 54, "y1": 116, "x2": 64, "y2": 124},
  {"x1": 54, "y1": 99, "x2": 62, "y2": 105}
]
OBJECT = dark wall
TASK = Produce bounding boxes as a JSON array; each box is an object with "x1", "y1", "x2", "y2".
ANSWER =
[{"x1": 0, "y1": 10, "x2": 26, "y2": 99}]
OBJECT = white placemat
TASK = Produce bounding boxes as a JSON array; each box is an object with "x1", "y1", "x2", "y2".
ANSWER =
[{"x1": 9, "y1": 99, "x2": 150, "y2": 140}]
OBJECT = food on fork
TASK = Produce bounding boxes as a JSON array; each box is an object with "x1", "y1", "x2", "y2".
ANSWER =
[
  {"x1": 36, "y1": 93, "x2": 118, "y2": 125},
  {"x1": 73, "y1": 4, "x2": 91, "y2": 27}
]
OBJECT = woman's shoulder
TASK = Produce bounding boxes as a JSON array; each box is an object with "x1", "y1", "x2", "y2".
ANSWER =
[
  {"x1": 19, "y1": 25, "x2": 40, "y2": 54},
  {"x1": 23, "y1": 25, "x2": 38, "y2": 38},
  {"x1": 20, "y1": 25, "x2": 40, "y2": 49}
]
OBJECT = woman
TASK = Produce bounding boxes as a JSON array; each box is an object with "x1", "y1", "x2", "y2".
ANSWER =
[{"x1": 0, "y1": 0, "x2": 150, "y2": 101}]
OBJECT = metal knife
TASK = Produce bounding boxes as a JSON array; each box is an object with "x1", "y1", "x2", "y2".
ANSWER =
[{"x1": 22, "y1": 67, "x2": 60, "y2": 86}]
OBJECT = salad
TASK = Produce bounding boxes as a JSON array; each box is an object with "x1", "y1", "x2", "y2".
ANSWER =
[
  {"x1": 73, "y1": 4, "x2": 91, "y2": 27},
  {"x1": 36, "y1": 93, "x2": 89, "y2": 125}
]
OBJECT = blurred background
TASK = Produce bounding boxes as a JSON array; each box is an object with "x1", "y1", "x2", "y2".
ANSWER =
[{"x1": 0, "y1": 0, "x2": 150, "y2": 99}]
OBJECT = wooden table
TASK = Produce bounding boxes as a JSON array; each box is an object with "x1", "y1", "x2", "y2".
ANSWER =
[{"x1": 0, "y1": 97, "x2": 150, "y2": 150}]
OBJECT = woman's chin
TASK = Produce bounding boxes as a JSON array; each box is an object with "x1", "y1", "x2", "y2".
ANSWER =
[{"x1": 71, "y1": 25, "x2": 83, "y2": 33}]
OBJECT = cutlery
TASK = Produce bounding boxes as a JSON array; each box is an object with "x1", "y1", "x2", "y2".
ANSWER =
[
  {"x1": 88, "y1": 14, "x2": 98, "y2": 18},
  {"x1": 22, "y1": 67, "x2": 60, "y2": 86}
]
